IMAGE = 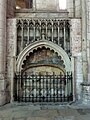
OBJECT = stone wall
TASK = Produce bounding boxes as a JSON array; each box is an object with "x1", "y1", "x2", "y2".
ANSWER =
[
  {"x1": 75, "y1": 0, "x2": 81, "y2": 17},
  {"x1": 67, "y1": 0, "x2": 81, "y2": 17},
  {"x1": 71, "y1": 19, "x2": 81, "y2": 56},
  {"x1": 67, "y1": 0, "x2": 74, "y2": 17},
  {"x1": 36, "y1": 0, "x2": 59, "y2": 11}
]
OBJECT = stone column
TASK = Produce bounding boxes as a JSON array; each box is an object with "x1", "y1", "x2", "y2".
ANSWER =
[
  {"x1": 81, "y1": 0, "x2": 90, "y2": 104},
  {"x1": 0, "y1": 0, "x2": 6, "y2": 106}
]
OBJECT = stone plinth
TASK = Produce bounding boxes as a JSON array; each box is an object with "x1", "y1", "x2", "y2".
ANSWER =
[{"x1": 81, "y1": 82, "x2": 90, "y2": 104}]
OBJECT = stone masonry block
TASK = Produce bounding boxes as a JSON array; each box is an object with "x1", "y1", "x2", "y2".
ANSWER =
[{"x1": 54, "y1": 116, "x2": 74, "y2": 120}]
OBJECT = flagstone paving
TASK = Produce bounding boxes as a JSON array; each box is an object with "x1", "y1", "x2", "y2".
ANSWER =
[{"x1": 0, "y1": 103, "x2": 90, "y2": 120}]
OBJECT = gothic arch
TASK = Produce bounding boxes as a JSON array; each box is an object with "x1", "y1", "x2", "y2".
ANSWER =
[{"x1": 16, "y1": 40, "x2": 71, "y2": 72}]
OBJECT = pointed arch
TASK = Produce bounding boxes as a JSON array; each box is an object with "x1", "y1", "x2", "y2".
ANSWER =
[{"x1": 16, "y1": 40, "x2": 71, "y2": 72}]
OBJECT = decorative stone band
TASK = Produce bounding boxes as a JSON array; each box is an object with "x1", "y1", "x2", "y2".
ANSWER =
[{"x1": 81, "y1": 82, "x2": 90, "y2": 104}]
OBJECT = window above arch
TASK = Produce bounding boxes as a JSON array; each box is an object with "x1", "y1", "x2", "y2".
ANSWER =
[
  {"x1": 16, "y1": 0, "x2": 33, "y2": 9},
  {"x1": 16, "y1": 0, "x2": 67, "y2": 10},
  {"x1": 59, "y1": 0, "x2": 66, "y2": 10}
]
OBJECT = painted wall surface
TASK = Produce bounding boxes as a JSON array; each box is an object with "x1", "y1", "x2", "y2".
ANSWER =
[
  {"x1": 25, "y1": 65, "x2": 65, "y2": 75},
  {"x1": 22, "y1": 47, "x2": 65, "y2": 75}
]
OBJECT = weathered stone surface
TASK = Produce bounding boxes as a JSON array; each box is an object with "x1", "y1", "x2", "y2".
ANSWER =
[{"x1": 71, "y1": 19, "x2": 81, "y2": 56}]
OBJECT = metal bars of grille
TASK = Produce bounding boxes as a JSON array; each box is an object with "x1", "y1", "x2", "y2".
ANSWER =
[{"x1": 14, "y1": 72, "x2": 73, "y2": 103}]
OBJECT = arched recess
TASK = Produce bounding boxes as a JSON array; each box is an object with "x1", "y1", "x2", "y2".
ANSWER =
[{"x1": 16, "y1": 40, "x2": 71, "y2": 72}]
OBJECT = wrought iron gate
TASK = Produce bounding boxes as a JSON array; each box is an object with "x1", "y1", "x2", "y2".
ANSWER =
[{"x1": 14, "y1": 72, "x2": 73, "y2": 103}]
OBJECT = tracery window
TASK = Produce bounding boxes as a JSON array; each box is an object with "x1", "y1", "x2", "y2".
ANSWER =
[{"x1": 16, "y1": 0, "x2": 33, "y2": 9}]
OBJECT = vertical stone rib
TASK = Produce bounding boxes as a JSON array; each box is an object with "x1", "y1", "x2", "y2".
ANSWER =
[
  {"x1": 0, "y1": 0, "x2": 6, "y2": 77},
  {"x1": 73, "y1": 0, "x2": 75, "y2": 17},
  {"x1": 81, "y1": 0, "x2": 88, "y2": 81},
  {"x1": 87, "y1": 0, "x2": 90, "y2": 82},
  {"x1": 64, "y1": 21, "x2": 66, "y2": 50}
]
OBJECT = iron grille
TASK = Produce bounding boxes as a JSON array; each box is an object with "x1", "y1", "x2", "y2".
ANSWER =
[{"x1": 14, "y1": 72, "x2": 73, "y2": 103}]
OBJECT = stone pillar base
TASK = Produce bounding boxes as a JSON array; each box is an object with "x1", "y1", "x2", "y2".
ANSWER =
[
  {"x1": 81, "y1": 82, "x2": 90, "y2": 104},
  {"x1": 0, "y1": 93, "x2": 6, "y2": 106},
  {"x1": 0, "y1": 80, "x2": 6, "y2": 106},
  {"x1": 0, "y1": 79, "x2": 7, "y2": 106}
]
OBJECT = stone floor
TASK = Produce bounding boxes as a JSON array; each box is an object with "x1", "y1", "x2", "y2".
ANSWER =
[{"x1": 0, "y1": 102, "x2": 90, "y2": 120}]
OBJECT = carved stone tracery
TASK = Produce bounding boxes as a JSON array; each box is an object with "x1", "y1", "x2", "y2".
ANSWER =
[{"x1": 17, "y1": 19, "x2": 71, "y2": 57}]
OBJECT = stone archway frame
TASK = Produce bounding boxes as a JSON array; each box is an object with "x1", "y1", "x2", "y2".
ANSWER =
[{"x1": 16, "y1": 40, "x2": 71, "y2": 72}]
